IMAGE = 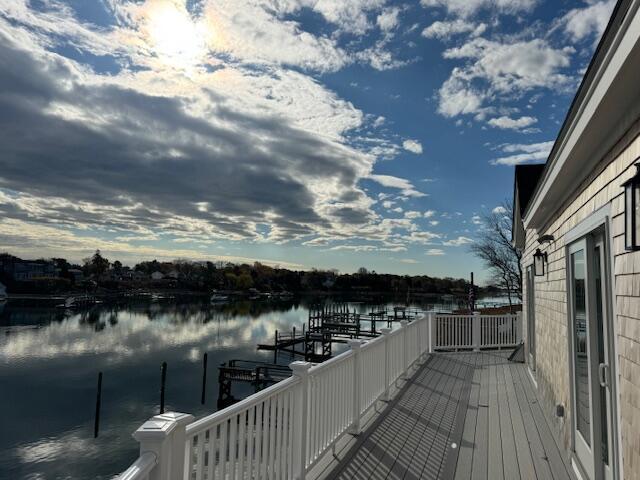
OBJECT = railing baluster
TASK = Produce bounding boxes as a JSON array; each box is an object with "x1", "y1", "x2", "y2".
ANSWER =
[
  {"x1": 220, "y1": 419, "x2": 228, "y2": 480},
  {"x1": 246, "y1": 407, "x2": 255, "y2": 480},
  {"x1": 254, "y1": 402, "x2": 263, "y2": 479},
  {"x1": 238, "y1": 410, "x2": 246, "y2": 479}
]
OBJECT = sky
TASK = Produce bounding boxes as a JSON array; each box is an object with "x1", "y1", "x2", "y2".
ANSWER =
[{"x1": 0, "y1": 0, "x2": 616, "y2": 281}]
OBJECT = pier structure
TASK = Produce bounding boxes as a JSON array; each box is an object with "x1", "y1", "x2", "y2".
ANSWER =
[{"x1": 217, "y1": 360, "x2": 291, "y2": 408}]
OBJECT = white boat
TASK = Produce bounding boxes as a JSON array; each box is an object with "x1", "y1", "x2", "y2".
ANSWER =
[
  {"x1": 210, "y1": 293, "x2": 229, "y2": 303},
  {"x1": 61, "y1": 295, "x2": 95, "y2": 309}
]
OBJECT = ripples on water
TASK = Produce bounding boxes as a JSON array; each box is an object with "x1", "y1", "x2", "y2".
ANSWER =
[{"x1": 0, "y1": 297, "x2": 465, "y2": 479}]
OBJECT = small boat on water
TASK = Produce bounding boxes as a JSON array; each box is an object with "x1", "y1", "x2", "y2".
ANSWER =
[
  {"x1": 210, "y1": 293, "x2": 229, "y2": 303},
  {"x1": 59, "y1": 295, "x2": 96, "y2": 309}
]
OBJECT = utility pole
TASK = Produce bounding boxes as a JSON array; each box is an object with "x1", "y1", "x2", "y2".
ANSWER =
[{"x1": 469, "y1": 272, "x2": 476, "y2": 312}]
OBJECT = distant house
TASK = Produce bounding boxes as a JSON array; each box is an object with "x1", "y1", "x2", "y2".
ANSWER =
[
  {"x1": 150, "y1": 271, "x2": 164, "y2": 281},
  {"x1": 1, "y1": 258, "x2": 58, "y2": 281},
  {"x1": 68, "y1": 269, "x2": 84, "y2": 283},
  {"x1": 512, "y1": 2, "x2": 640, "y2": 479},
  {"x1": 166, "y1": 269, "x2": 181, "y2": 280}
]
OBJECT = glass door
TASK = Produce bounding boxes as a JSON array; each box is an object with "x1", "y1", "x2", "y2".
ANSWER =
[{"x1": 568, "y1": 232, "x2": 615, "y2": 480}]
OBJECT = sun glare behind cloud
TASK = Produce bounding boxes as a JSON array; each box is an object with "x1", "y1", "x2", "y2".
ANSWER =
[{"x1": 144, "y1": 1, "x2": 208, "y2": 69}]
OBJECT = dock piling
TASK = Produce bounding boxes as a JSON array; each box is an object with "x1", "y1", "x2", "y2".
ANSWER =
[
  {"x1": 160, "y1": 361, "x2": 167, "y2": 414},
  {"x1": 94, "y1": 371, "x2": 102, "y2": 438},
  {"x1": 201, "y1": 353, "x2": 208, "y2": 405}
]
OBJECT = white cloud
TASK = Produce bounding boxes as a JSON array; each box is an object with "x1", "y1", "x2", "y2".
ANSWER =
[
  {"x1": 400, "y1": 258, "x2": 418, "y2": 264},
  {"x1": 368, "y1": 174, "x2": 427, "y2": 197},
  {"x1": 404, "y1": 211, "x2": 422, "y2": 219},
  {"x1": 420, "y1": 0, "x2": 538, "y2": 18},
  {"x1": 426, "y1": 248, "x2": 445, "y2": 256},
  {"x1": 377, "y1": 7, "x2": 400, "y2": 32},
  {"x1": 562, "y1": 0, "x2": 616, "y2": 43},
  {"x1": 437, "y1": 38, "x2": 573, "y2": 118},
  {"x1": 0, "y1": 0, "x2": 435, "y2": 256},
  {"x1": 443, "y1": 236, "x2": 474, "y2": 246},
  {"x1": 492, "y1": 206, "x2": 507, "y2": 214},
  {"x1": 471, "y1": 215, "x2": 482, "y2": 225},
  {"x1": 490, "y1": 140, "x2": 554, "y2": 165},
  {"x1": 422, "y1": 20, "x2": 486, "y2": 40},
  {"x1": 356, "y1": 40, "x2": 411, "y2": 71},
  {"x1": 373, "y1": 115, "x2": 386, "y2": 127},
  {"x1": 437, "y1": 74, "x2": 485, "y2": 117},
  {"x1": 402, "y1": 139, "x2": 423, "y2": 154},
  {"x1": 487, "y1": 115, "x2": 537, "y2": 130},
  {"x1": 424, "y1": 210, "x2": 436, "y2": 218},
  {"x1": 429, "y1": 220, "x2": 439, "y2": 226},
  {"x1": 279, "y1": 0, "x2": 387, "y2": 36},
  {"x1": 406, "y1": 231, "x2": 440, "y2": 244}
]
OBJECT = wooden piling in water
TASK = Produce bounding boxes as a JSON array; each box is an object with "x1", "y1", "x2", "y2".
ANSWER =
[
  {"x1": 159, "y1": 361, "x2": 167, "y2": 414},
  {"x1": 201, "y1": 353, "x2": 208, "y2": 405},
  {"x1": 94, "y1": 371, "x2": 102, "y2": 438}
]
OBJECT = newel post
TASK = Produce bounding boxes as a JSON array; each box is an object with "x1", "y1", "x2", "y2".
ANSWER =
[
  {"x1": 516, "y1": 311, "x2": 523, "y2": 344},
  {"x1": 132, "y1": 411, "x2": 194, "y2": 480},
  {"x1": 400, "y1": 320, "x2": 409, "y2": 379},
  {"x1": 429, "y1": 312, "x2": 435, "y2": 353},
  {"x1": 348, "y1": 339, "x2": 363, "y2": 435},
  {"x1": 381, "y1": 327, "x2": 392, "y2": 401},
  {"x1": 290, "y1": 361, "x2": 312, "y2": 480},
  {"x1": 472, "y1": 311, "x2": 481, "y2": 352}
]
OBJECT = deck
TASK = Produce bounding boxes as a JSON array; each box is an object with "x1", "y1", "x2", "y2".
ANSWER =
[{"x1": 320, "y1": 351, "x2": 574, "y2": 480}]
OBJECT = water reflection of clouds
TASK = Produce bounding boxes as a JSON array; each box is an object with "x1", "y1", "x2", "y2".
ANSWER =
[
  {"x1": 0, "y1": 305, "x2": 308, "y2": 362},
  {"x1": 15, "y1": 428, "x2": 99, "y2": 465}
]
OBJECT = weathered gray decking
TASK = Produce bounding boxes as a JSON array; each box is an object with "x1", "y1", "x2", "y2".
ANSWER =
[{"x1": 326, "y1": 351, "x2": 575, "y2": 480}]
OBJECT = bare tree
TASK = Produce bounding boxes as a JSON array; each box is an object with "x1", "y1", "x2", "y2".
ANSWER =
[{"x1": 470, "y1": 201, "x2": 522, "y2": 308}]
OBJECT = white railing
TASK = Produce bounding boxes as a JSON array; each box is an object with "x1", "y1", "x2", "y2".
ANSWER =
[
  {"x1": 116, "y1": 312, "x2": 520, "y2": 480},
  {"x1": 432, "y1": 312, "x2": 522, "y2": 351},
  {"x1": 184, "y1": 376, "x2": 299, "y2": 480}
]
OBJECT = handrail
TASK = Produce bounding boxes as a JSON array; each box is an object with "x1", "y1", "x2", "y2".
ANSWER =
[
  {"x1": 186, "y1": 375, "x2": 300, "y2": 435},
  {"x1": 116, "y1": 452, "x2": 156, "y2": 480},
  {"x1": 308, "y1": 348, "x2": 353, "y2": 374}
]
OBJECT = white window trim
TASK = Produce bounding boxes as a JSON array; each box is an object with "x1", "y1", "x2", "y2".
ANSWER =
[{"x1": 565, "y1": 204, "x2": 612, "y2": 244}]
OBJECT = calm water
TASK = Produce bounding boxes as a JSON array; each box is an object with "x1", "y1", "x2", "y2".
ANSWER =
[{"x1": 0, "y1": 296, "x2": 467, "y2": 479}]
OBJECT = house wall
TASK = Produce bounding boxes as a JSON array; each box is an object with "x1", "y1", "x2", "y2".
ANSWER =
[{"x1": 522, "y1": 120, "x2": 640, "y2": 479}]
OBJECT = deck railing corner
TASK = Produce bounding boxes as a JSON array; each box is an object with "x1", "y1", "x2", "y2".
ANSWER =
[{"x1": 125, "y1": 411, "x2": 194, "y2": 480}]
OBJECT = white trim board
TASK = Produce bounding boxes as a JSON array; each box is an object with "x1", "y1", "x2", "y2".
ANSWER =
[{"x1": 565, "y1": 204, "x2": 612, "y2": 244}]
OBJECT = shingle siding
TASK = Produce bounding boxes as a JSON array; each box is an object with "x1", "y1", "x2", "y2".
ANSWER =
[{"x1": 522, "y1": 123, "x2": 640, "y2": 479}]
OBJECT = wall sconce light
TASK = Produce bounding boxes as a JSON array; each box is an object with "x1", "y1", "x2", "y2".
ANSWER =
[
  {"x1": 622, "y1": 160, "x2": 640, "y2": 251},
  {"x1": 533, "y1": 248, "x2": 547, "y2": 276}
]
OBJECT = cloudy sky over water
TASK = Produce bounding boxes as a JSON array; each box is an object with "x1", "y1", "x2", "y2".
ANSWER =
[{"x1": 0, "y1": 0, "x2": 615, "y2": 278}]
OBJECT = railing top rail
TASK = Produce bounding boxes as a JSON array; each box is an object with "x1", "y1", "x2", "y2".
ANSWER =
[
  {"x1": 309, "y1": 348, "x2": 353, "y2": 375},
  {"x1": 116, "y1": 452, "x2": 156, "y2": 480},
  {"x1": 360, "y1": 335, "x2": 384, "y2": 352},
  {"x1": 434, "y1": 313, "x2": 518, "y2": 318},
  {"x1": 186, "y1": 375, "x2": 300, "y2": 436}
]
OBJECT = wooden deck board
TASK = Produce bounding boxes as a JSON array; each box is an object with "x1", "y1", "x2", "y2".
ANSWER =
[
  {"x1": 497, "y1": 362, "x2": 521, "y2": 480},
  {"x1": 471, "y1": 354, "x2": 489, "y2": 480},
  {"x1": 488, "y1": 361, "x2": 504, "y2": 480},
  {"x1": 514, "y1": 364, "x2": 573, "y2": 480},
  {"x1": 389, "y1": 357, "x2": 460, "y2": 479},
  {"x1": 321, "y1": 352, "x2": 574, "y2": 480}
]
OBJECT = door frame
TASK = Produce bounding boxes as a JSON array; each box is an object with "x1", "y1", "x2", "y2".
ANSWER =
[
  {"x1": 565, "y1": 204, "x2": 622, "y2": 480},
  {"x1": 526, "y1": 264, "x2": 536, "y2": 373}
]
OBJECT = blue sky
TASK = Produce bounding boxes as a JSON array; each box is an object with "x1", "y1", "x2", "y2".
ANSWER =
[{"x1": 0, "y1": 0, "x2": 615, "y2": 281}]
